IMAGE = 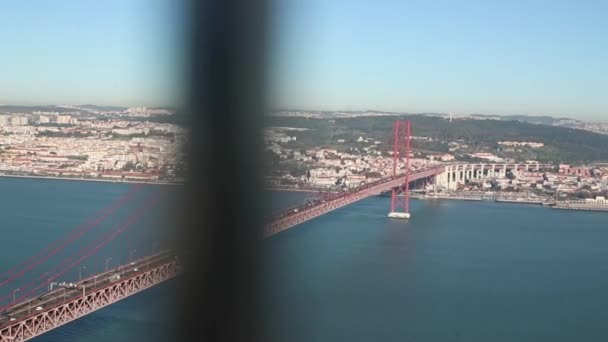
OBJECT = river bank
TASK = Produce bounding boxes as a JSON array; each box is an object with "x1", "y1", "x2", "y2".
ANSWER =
[
  {"x1": 0, "y1": 173, "x2": 182, "y2": 186},
  {"x1": 265, "y1": 186, "x2": 338, "y2": 193},
  {"x1": 411, "y1": 194, "x2": 483, "y2": 201}
]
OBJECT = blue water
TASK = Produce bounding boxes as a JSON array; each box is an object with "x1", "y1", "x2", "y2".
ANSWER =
[
  {"x1": 265, "y1": 193, "x2": 608, "y2": 341},
  {"x1": 7, "y1": 184, "x2": 608, "y2": 341},
  {"x1": 0, "y1": 177, "x2": 180, "y2": 342}
]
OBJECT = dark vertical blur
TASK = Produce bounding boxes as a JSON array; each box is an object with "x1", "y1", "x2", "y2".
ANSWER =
[{"x1": 177, "y1": 0, "x2": 269, "y2": 341}]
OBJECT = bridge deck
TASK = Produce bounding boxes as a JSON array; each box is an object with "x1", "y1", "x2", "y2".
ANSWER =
[
  {"x1": 264, "y1": 167, "x2": 444, "y2": 238},
  {"x1": 0, "y1": 251, "x2": 181, "y2": 342}
]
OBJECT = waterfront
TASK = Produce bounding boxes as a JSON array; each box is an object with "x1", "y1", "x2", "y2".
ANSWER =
[
  {"x1": 0, "y1": 177, "x2": 180, "y2": 342},
  {"x1": 5, "y1": 184, "x2": 608, "y2": 341},
  {"x1": 0, "y1": 173, "x2": 182, "y2": 186},
  {"x1": 265, "y1": 191, "x2": 608, "y2": 342}
]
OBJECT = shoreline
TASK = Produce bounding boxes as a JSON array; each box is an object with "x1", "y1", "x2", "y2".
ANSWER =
[
  {"x1": 411, "y1": 195, "x2": 483, "y2": 201},
  {"x1": 552, "y1": 205, "x2": 608, "y2": 212},
  {"x1": 0, "y1": 173, "x2": 183, "y2": 186},
  {"x1": 265, "y1": 187, "x2": 337, "y2": 193},
  {"x1": 266, "y1": 188, "x2": 608, "y2": 217}
]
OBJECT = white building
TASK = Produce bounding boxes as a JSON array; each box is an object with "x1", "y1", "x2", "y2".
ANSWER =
[
  {"x1": 11, "y1": 116, "x2": 28, "y2": 126},
  {"x1": 56, "y1": 115, "x2": 72, "y2": 124}
]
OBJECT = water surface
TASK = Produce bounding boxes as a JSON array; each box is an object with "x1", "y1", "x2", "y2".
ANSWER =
[
  {"x1": 0, "y1": 177, "x2": 179, "y2": 342},
  {"x1": 265, "y1": 194, "x2": 608, "y2": 341}
]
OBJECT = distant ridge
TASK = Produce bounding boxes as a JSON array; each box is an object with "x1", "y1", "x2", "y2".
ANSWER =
[
  {"x1": 267, "y1": 109, "x2": 608, "y2": 135},
  {"x1": 78, "y1": 104, "x2": 128, "y2": 111},
  {"x1": 0, "y1": 105, "x2": 75, "y2": 113}
]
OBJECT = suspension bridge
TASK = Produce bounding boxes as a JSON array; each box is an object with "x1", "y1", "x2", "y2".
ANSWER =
[
  {"x1": 0, "y1": 183, "x2": 181, "y2": 341},
  {"x1": 264, "y1": 119, "x2": 431, "y2": 238},
  {"x1": 265, "y1": 120, "x2": 553, "y2": 238}
]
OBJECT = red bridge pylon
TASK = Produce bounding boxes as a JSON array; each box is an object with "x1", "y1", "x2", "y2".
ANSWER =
[{"x1": 388, "y1": 119, "x2": 412, "y2": 220}]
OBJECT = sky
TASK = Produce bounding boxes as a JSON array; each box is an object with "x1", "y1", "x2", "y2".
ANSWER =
[
  {"x1": 0, "y1": 0, "x2": 184, "y2": 108},
  {"x1": 271, "y1": 0, "x2": 608, "y2": 121},
  {"x1": 0, "y1": 1, "x2": 606, "y2": 120}
]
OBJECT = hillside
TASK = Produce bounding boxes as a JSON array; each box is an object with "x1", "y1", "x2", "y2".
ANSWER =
[{"x1": 264, "y1": 115, "x2": 608, "y2": 164}]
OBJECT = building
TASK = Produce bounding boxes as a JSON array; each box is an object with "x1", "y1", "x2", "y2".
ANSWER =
[
  {"x1": 427, "y1": 153, "x2": 454, "y2": 162},
  {"x1": 56, "y1": 115, "x2": 72, "y2": 124},
  {"x1": 11, "y1": 116, "x2": 28, "y2": 126},
  {"x1": 468, "y1": 152, "x2": 504, "y2": 162},
  {"x1": 39, "y1": 115, "x2": 51, "y2": 124},
  {"x1": 0, "y1": 116, "x2": 9, "y2": 126},
  {"x1": 498, "y1": 141, "x2": 544, "y2": 148}
]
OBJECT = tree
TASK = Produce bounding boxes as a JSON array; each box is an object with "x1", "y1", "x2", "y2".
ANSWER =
[
  {"x1": 364, "y1": 171, "x2": 382, "y2": 178},
  {"x1": 122, "y1": 161, "x2": 136, "y2": 171}
]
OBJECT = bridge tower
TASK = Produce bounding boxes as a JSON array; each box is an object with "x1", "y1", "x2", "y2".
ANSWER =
[{"x1": 388, "y1": 120, "x2": 412, "y2": 219}]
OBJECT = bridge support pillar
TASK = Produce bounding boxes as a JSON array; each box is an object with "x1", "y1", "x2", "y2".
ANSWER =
[{"x1": 435, "y1": 170, "x2": 448, "y2": 190}]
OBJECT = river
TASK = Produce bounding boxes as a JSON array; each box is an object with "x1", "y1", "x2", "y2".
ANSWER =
[
  {"x1": 264, "y1": 191, "x2": 608, "y2": 341},
  {"x1": 0, "y1": 177, "x2": 180, "y2": 342},
  {"x1": 4, "y1": 183, "x2": 608, "y2": 341}
]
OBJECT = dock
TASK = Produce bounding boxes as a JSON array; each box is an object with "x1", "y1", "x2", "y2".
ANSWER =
[
  {"x1": 411, "y1": 194, "x2": 483, "y2": 201},
  {"x1": 551, "y1": 205, "x2": 608, "y2": 212},
  {"x1": 551, "y1": 196, "x2": 608, "y2": 212},
  {"x1": 494, "y1": 198, "x2": 545, "y2": 205}
]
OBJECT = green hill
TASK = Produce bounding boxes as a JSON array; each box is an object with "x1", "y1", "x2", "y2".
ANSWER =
[{"x1": 264, "y1": 115, "x2": 608, "y2": 164}]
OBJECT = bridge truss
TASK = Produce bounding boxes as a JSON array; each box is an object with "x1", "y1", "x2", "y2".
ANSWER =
[{"x1": 0, "y1": 258, "x2": 180, "y2": 342}]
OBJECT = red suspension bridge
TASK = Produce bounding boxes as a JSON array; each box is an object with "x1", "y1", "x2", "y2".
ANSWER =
[
  {"x1": 264, "y1": 120, "x2": 553, "y2": 238},
  {"x1": 0, "y1": 183, "x2": 181, "y2": 342},
  {"x1": 264, "y1": 120, "x2": 447, "y2": 238}
]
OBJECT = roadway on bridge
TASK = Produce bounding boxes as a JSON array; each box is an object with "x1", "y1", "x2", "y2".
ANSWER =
[
  {"x1": 265, "y1": 167, "x2": 445, "y2": 237},
  {"x1": 0, "y1": 250, "x2": 177, "y2": 328}
]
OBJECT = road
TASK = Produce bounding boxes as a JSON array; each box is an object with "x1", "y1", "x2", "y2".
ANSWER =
[{"x1": 0, "y1": 250, "x2": 177, "y2": 328}]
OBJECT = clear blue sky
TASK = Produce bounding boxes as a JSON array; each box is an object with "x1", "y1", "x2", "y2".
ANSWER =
[
  {"x1": 1, "y1": 1, "x2": 606, "y2": 120},
  {"x1": 0, "y1": 0, "x2": 184, "y2": 108},
  {"x1": 271, "y1": 0, "x2": 608, "y2": 120}
]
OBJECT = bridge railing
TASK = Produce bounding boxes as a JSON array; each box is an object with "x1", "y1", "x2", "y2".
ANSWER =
[{"x1": 0, "y1": 256, "x2": 180, "y2": 342}]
